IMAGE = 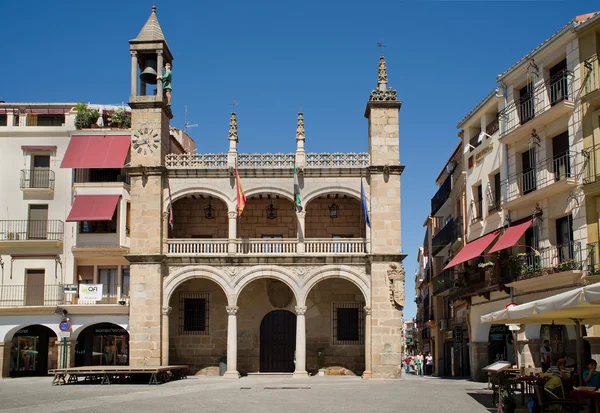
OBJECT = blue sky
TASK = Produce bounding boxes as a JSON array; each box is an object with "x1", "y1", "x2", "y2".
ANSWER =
[{"x1": 1, "y1": 0, "x2": 598, "y2": 319}]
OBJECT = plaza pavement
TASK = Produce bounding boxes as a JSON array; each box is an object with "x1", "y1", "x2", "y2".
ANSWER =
[{"x1": 0, "y1": 373, "x2": 496, "y2": 413}]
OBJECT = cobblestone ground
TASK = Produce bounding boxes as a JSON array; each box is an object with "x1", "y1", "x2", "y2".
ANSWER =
[{"x1": 0, "y1": 374, "x2": 496, "y2": 413}]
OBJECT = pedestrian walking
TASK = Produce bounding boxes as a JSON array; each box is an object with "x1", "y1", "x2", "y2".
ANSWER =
[
  {"x1": 416, "y1": 352, "x2": 423, "y2": 376},
  {"x1": 426, "y1": 352, "x2": 434, "y2": 375},
  {"x1": 404, "y1": 355, "x2": 411, "y2": 374}
]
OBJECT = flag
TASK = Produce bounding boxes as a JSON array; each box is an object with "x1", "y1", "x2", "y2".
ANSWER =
[
  {"x1": 236, "y1": 167, "x2": 246, "y2": 216},
  {"x1": 361, "y1": 180, "x2": 371, "y2": 228},
  {"x1": 167, "y1": 179, "x2": 174, "y2": 230},
  {"x1": 293, "y1": 165, "x2": 302, "y2": 212}
]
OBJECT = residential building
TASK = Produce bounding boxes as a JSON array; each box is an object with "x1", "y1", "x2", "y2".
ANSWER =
[
  {"x1": 404, "y1": 320, "x2": 416, "y2": 356},
  {"x1": 0, "y1": 100, "x2": 194, "y2": 377}
]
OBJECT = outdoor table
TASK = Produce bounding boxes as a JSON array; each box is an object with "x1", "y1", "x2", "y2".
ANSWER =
[
  {"x1": 569, "y1": 389, "x2": 600, "y2": 412},
  {"x1": 516, "y1": 376, "x2": 542, "y2": 405}
]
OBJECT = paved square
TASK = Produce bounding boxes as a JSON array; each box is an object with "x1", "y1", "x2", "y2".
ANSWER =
[{"x1": 0, "y1": 375, "x2": 493, "y2": 413}]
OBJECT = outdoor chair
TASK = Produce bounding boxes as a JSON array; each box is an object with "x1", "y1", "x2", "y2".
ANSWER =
[{"x1": 534, "y1": 384, "x2": 582, "y2": 412}]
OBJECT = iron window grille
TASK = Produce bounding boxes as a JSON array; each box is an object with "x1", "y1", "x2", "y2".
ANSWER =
[
  {"x1": 179, "y1": 292, "x2": 210, "y2": 335},
  {"x1": 332, "y1": 302, "x2": 364, "y2": 345}
]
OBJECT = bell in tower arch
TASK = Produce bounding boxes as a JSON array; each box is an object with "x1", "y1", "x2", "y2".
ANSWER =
[{"x1": 140, "y1": 59, "x2": 158, "y2": 85}]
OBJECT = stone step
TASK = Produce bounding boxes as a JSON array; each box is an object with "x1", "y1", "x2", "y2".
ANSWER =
[{"x1": 246, "y1": 372, "x2": 294, "y2": 378}]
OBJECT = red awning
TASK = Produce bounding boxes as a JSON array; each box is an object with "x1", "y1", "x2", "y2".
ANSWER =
[
  {"x1": 66, "y1": 195, "x2": 120, "y2": 222},
  {"x1": 443, "y1": 231, "x2": 500, "y2": 270},
  {"x1": 61, "y1": 135, "x2": 130, "y2": 168},
  {"x1": 488, "y1": 220, "x2": 533, "y2": 253}
]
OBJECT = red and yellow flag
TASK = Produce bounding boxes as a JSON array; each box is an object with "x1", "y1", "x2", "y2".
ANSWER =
[{"x1": 236, "y1": 168, "x2": 246, "y2": 216}]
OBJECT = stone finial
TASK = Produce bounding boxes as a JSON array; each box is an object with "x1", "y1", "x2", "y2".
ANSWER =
[
  {"x1": 134, "y1": 5, "x2": 166, "y2": 42},
  {"x1": 296, "y1": 112, "x2": 305, "y2": 141},
  {"x1": 369, "y1": 55, "x2": 397, "y2": 102},
  {"x1": 377, "y1": 56, "x2": 388, "y2": 91},
  {"x1": 228, "y1": 112, "x2": 238, "y2": 142}
]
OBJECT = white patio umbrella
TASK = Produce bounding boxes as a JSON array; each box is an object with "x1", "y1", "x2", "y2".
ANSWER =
[{"x1": 480, "y1": 282, "x2": 600, "y2": 375}]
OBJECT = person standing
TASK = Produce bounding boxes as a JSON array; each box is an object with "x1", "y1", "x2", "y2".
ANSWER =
[
  {"x1": 540, "y1": 340, "x2": 553, "y2": 372},
  {"x1": 416, "y1": 352, "x2": 423, "y2": 376},
  {"x1": 404, "y1": 355, "x2": 411, "y2": 374},
  {"x1": 426, "y1": 352, "x2": 434, "y2": 376}
]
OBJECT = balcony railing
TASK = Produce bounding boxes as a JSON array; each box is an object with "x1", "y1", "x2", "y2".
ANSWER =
[
  {"x1": 431, "y1": 175, "x2": 452, "y2": 216},
  {"x1": 456, "y1": 267, "x2": 504, "y2": 298},
  {"x1": 504, "y1": 240, "x2": 583, "y2": 281},
  {"x1": 0, "y1": 220, "x2": 64, "y2": 241},
  {"x1": 165, "y1": 152, "x2": 370, "y2": 169},
  {"x1": 499, "y1": 70, "x2": 574, "y2": 137},
  {"x1": 583, "y1": 143, "x2": 600, "y2": 185},
  {"x1": 70, "y1": 284, "x2": 129, "y2": 304},
  {"x1": 501, "y1": 151, "x2": 581, "y2": 204},
  {"x1": 433, "y1": 269, "x2": 455, "y2": 295},
  {"x1": 486, "y1": 115, "x2": 499, "y2": 136},
  {"x1": 0, "y1": 285, "x2": 63, "y2": 307},
  {"x1": 20, "y1": 169, "x2": 55, "y2": 190},
  {"x1": 432, "y1": 217, "x2": 461, "y2": 255},
  {"x1": 166, "y1": 238, "x2": 368, "y2": 255},
  {"x1": 583, "y1": 55, "x2": 599, "y2": 96}
]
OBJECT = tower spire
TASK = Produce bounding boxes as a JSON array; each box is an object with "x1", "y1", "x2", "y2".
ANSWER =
[
  {"x1": 369, "y1": 54, "x2": 397, "y2": 102},
  {"x1": 228, "y1": 112, "x2": 238, "y2": 142},
  {"x1": 296, "y1": 112, "x2": 305, "y2": 141},
  {"x1": 377, "y1": 56, "x2": 388, "y2": 91}
]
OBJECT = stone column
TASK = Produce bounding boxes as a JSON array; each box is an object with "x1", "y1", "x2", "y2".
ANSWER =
[
  {"x1": 130, "y1": 51, "x2": 138, "y2": 98},
  {"x1": 156, "y1": 51, "x2": 164, "y2": 102},
  {"x1": 293, "y1": 306, "x2": 308, "y2": 377},
  {"x1": 223, "y1": 305, "x2": 240, "y2": 378},
  {"x1": 296, "y1": 211, "x2": 306, "y2": 254},
  {"x1": 470, "y1": 342, "x2": 489, "y2": 382},
  {"x1": 0, "y1": 342, "x2": 12, "y2": 378},
  {"x1": 228, "y1": 211, "x2": 238, "y2": 254},
  {"x1": 162, "y1": 306, "x2": 172, "y2": 366},
  {"x1": 363, "y1": 306, "x2": 372, "y2": 379}
]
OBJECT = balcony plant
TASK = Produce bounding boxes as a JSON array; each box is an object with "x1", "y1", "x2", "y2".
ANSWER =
[
  {"x1": 108, "y1": 108, "x2": 131, "y2": 128},
  {"x1": 74, "y1": 102, "x2": 100, "y2": 129},
  {"x1": 554, "y1": 259, "x2": 578, "y2": 273}
]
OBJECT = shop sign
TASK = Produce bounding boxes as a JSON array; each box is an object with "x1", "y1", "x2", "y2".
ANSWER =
[
  {"x1": 94, "y1": 328, "x2": 127, "y2": 335},
  {"x1": 64, "y1": 284, "x2": 78, "y2": 294},
  {"x1": 58, "y1": 331, "x2": 70, "y2": 339},
  {"x1": 79, "y1": 284, "x2": 103, "y2": 301}
]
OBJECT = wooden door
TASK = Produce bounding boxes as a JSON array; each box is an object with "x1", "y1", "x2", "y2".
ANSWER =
[
  {"x1": 25, "y1": 270, "x2": 45, "y2": 306},
  {"x1": 31, "y1": 155, "x2": 50, "y2": 188},
  {"x1": 27, "y1": 205, "x2": 48, "y2": 239},
  {"x1": 260, "y1": 310, "x2": 296, "y2": 372},
  {"x1": 552, "y1": 131, "x2": 570, "y2": 180}
]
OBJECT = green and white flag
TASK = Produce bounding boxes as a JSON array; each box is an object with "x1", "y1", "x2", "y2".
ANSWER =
[{"x1": 294, "y1": 165, "x2": 302, "y2": 212}]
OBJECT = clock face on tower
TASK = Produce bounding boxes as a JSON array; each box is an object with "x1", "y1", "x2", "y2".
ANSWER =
[{"x1": 132, "y1": 128, "x2": 160, "y2": 155}]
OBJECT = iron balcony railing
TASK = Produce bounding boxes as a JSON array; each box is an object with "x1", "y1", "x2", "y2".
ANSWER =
[
  {"x1": 583, "y1": 55, "x2": 599, "y2": 96},
  {"x1": 486, "y1": 115, "x2": 499, "y2": 136},
  {"x1": 433, "y1": 269, "x2": 455, "y2": 295},
  {"x1": 504, "y1": 241, "x2": 583, "y2": 281},
  {"x1": 431, "y1": 174, "x2": 452, "y2": 216},
  {"x1": 0, "y1": 220, "x2": 64, "y2": 241},
  {"x1": 499, "y1": 70, "x2": 574, "y2": 137},
  {"x1": 0, "y1": 285, "x2": 63, "y2": 307},
  {"x1": 583, "y1": 143, "x2": 600, "y2": 185},
  {"x1": 432, "y1": 217, "x2": 462, "y2": 255},
  {"x1": 72, "y1": 284, "x2": 130, "y2": 304},
  {"x1": 501, "y1": 151, "x2": 582, "y2": 204},
  {"x1": 20, "y1": 169, "x2": 55, "y2": 190},
  {"x1": 456, "y1": 267, "x2": 505, "y2": 298}
]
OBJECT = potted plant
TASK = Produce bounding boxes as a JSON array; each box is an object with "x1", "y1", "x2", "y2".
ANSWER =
[
  {"x1": 500, "y1": 389, "x2": 517, "y2": 413},
  {"x1": 74, "y1": 101, "x2": 100, "y2": 129},
  {"x1": 108, "y1": 108, "x2": 131, "y2": 128}
]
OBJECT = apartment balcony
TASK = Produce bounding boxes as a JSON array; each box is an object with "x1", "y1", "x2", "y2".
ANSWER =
[
  {"x1": 501, "y1": 151, "x2": 580, "y2": 211},
  {"x1": 20, "y1": 169, "x2": 55, "y2": 193},
  {"x1": 504, "y1": 240, "x2": 585, "y2": 292},
  {"x1": 430, "y1": 175, "x2": 452, "y2": 216},
  {"x1": 587, "y1": 242, "x2": 600, "y2": 276},
  {"x1": 583, "y1": 144, "x2": 600, "y2": 194},
  {"x1": 0, "y1": 220, "x2": 64, "y2": 247},
  {"x1": 582, "y1": 55, "x2": 600, "y2": 104},
  {"x1": 166, "y1": 238, "x2": 368, "y2": 256},
  {"x1": 432, "y1": 269, "x2": 455, "y2": 296},
  {"x1": 499, "y1": 70, "x2": 575, "y2": 145},
  {"x1": 456, "y1": 266, "x2": 507, "y2": 300},
  {"x1": 431, "y1": 217, "x2": 461, "y2": 256}
]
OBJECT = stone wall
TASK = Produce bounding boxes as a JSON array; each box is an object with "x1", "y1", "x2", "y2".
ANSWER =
[
  {"x1": 238, "y1": 198, "x2": 297, "y2": 238},
  {"x1": 305, "y1": 197, "x2": 366, "y2": 238},
  {"x1": 170, "y1": 197, "x2": 228, "y2": 238}
]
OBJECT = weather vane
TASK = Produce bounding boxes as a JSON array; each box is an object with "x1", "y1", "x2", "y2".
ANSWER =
[
  {"x1": 232, "y1": 99, "x2": 239, "y2": 112},
  {"x1": 377, "y1": 41, "x2": 385, "y2": 53}
]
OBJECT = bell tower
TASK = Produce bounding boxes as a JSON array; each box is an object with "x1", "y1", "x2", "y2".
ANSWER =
[
  {"x1": 364, "y1": 55, "x2": 405, "y2": 378},
  {"x1": 126, "y1": 6, "x2": 173, "y2": 367}
]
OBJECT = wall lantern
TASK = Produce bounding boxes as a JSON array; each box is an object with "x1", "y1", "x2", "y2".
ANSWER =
[
  {"x1": 329, "y1": 203, "x2": 339, "y2": 219},
  {"x1": 204, "y1": 198, "x2": 215, "y2": 220},
  {"x1": 266, "y1": 201, "x2": 277, "y2": 220}
]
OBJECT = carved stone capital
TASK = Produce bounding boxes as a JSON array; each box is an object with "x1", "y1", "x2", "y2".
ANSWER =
[
  {"x1": 296, "y1": 211, "x2": 306, "y2": 219},
  {"x1": 162, "y1": 306, "x2": 172, "y2": 316},
  {"x1": 295, "y1": 306, "x2": 307, "y2": 315},
  {"x1": 228, "y1": 211, "x2": 238, "y2": 219},
  {"x1": 130, "y1": 51, "x2": 138, "y2": 57},
  {"x1": 364, "y1": 306, "x2": 372, "y2": 316},
  {"x1": 226, "y1": 305, "x2": 239, "y2": 315}
]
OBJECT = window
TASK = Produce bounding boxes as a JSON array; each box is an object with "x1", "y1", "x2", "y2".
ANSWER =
[
  {"x1": 488, "y1": 172, "x2": 501, "y2": 213},
  {"x1": 471, "y1": 185, "x2": 483, "y2": 222},
  {"x1": 179, "y1": 292, "x2": 209, "y2": 335},
  {"x1": 36, "y1": 115, "x2": 64, "y2": 126},
  {"x1": 79, "y1": 209, "x2": 117, "y2": 234},
  {"x1": 0, "y1": 115, "x2": 6, "y2": 126},
  {"x1": 122, "y1": 267, "x2": 130, "y2": 296},
  {"x1": 519, "y1": 82, "x2": 535, "y2": 124},
  {"x1": 99, "y1": 268, "x2": 118, "y2": 297},
  {"x1": 556, "y1": 215, "x2": 574, "y2": 262},
  {"x1": 332, "y1": 303, "x2": 364, "y2": 345}
]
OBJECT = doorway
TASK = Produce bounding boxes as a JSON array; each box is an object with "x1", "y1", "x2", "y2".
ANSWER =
[
  {"x1": 260, "y1": 310, "x2": 296, "y2": 372},
  {"x1": 27, "y1": 205, "x2": 48, "y2": 240},
  {"x1": 10, "y1": 325, "x2": 57, "y2": 376},
  {"x1": 31, "y1": 155, "x2": 50, "y2": 188}
]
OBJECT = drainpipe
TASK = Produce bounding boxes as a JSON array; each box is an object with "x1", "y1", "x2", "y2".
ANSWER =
[{"x1": 501, "y1": 83, "x2": 510, "y2": 204}]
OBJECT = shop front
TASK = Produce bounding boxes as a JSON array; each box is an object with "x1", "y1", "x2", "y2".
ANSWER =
[
  {"x1": 489, "y1": 324, "x2": 514, "y2": 364},
  {"x1": 75, "y1": 323, "x2": 129, "y2": 367},
  {"x1": 10, "y1": 325, "x2": 58, "y2": 377}
]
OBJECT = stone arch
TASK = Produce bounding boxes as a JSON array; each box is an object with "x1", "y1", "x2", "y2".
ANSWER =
[
  {"x1": 302, "y1": 186, "x2": 361, "y2": 208},
  {"x1": 300, "y1": 266, "x2": 370, "y2": 306},
  {"x1": 71, "y1": 320, "x2": 129, "y2": 339},
  {"x1": 243, "y1": 187, "x2": 295, "y2": 203},
  {"x1": 4, "y1": 323, "x2": 59, "y2": 343},
  {"x1": 232, "y1": 266, "x2": 301, "y2": 306},
  {"x1": 163, "y1": 266, "x2": 235, "y2": 306},
  {"x1": 166, "y1": 187, "x2": 235, "y2": 212}
]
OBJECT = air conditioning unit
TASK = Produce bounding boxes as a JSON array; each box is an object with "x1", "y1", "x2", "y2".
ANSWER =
[{"x1": 439, "y1": 319, "x2": 448, "y2": 331}]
